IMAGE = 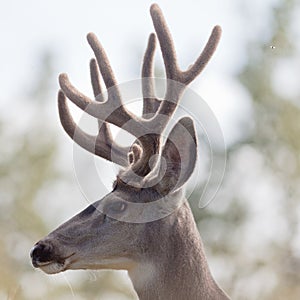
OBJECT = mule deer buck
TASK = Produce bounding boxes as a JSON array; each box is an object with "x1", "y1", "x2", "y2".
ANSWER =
[{"x1": 30, "y1": 4, "x2": 229, "y2": 299}]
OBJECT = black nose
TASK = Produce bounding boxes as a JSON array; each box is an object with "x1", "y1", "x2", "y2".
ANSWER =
[{"x1": 30, "y1": 242, "x2": 53, "y2": 267}]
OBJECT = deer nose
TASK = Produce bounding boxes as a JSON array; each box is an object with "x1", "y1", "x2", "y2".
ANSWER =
[{"x1": 30, "y1": 242, "x2": 53, "y2": 267}]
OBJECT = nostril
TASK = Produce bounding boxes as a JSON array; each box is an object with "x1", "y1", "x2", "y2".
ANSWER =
[
  {"x1": 31, "y1": 243, "x2": 44, "y2": 258},
  {"x1": 30, "y1": 242, "x2": 53, "y2": 266}
]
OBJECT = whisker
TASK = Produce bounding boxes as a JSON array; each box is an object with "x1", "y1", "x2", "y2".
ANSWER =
[
  {"x1": 87, "y1": 270, "x2": 98, "y2": 282},
  {"x1": 61, "y1": 273, "x2": 76, "y2": 299}
]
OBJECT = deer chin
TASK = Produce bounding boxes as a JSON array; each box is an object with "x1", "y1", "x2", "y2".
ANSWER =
[
  {"x1": 64, "y1": 256, "x2": 137, "y2": 272},
  {"x1": 34, "y1": 253, "x2": 76, "y2": 275},
  {"x1": 38, "y1": 261, "x2": 66, "y2": 274}
]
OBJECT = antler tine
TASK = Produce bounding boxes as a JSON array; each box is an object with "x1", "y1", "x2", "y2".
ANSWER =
[
  {"x1": 87, "y1": 33, "x2": 131, "y2": 121},
  {"x1": 90, "y1": 58, "x2": 129, "y2": 163},
  {"x1": 146, "y1": 4, "x2": 221, "y2": 127},
  {"x1": 58, "y1": 90, "x2": 128, "y2": 166},
  {"x1": 59, "y1": 73, "x2": 94, "y2": 111},
  {"x1": 150, "y1": 4, "x2": 221, "y2": 84},
  {"x1": 90, "y1": 57, "x2": 108, "y2": 132},
  {"x1": 59, "y1": 28, "x2": 123, "y2": 112},
  {"x1": 59, "y1": 32, "x2": 124, "y2": 121},
  {"x1": 90, "y1": 58, "x2": 104, "y2": 103},
  {"x1": 142, "y1": 33, "x2": 161, "y2": 118},
  {"x1": 59, "y1": 73, "x2": 138, "y2": 131},
  {"x1": 181, "y1": 25, "x2": 222, "y2": 84},
  {"x1": 145, "y1": 4, "x2": 186, "y2": 131},
  {"x1": 59, "y1": 37, "x2": 144, "y2": 138},
  {"x1": 150, "y1": 4, "x2": 179, "y2": 81},
  {"x1": 87, "y1": 33, "x2": 120, "y2": 92}
]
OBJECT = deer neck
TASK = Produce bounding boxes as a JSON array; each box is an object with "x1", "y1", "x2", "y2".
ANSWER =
[{"x1": 128, "y1": 201, "x2": 229, "y2": 300}]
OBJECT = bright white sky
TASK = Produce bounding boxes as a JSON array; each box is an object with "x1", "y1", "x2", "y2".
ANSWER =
[{"x1": 0, "y1": 0, "x2": 280, "y2": 146}]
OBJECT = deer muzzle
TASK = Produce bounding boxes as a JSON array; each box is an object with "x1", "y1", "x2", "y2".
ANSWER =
[{"x1": 30, "y1": 240, "x2": 75, "y2": 274}]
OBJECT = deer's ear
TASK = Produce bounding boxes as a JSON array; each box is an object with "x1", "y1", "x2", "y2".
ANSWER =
[{"x1": 155, "y1": 117, "x2": 197, "y2": 195}]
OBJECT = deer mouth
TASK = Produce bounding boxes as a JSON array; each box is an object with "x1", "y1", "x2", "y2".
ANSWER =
[
  {"x1": 30, "y1": 243, "x2": 76, "y2": 274},
  {"x1": 32, "y1": 254, "x2": 76, "y2": 274},
  {"x1": 36, "y1": 260, "x2": 66, "y2": 274}
]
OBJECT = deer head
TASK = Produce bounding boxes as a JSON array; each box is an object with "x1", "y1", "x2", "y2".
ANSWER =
[{"x1": 30, "y1": 4, "x2": 224, "y2": 298}]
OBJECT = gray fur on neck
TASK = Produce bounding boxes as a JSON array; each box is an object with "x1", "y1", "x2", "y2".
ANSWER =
[{"x1": 128, "y1": 201, "x2": 229, "y2": 300}]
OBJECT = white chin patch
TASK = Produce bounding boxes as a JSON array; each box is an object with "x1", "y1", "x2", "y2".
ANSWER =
[{"x1": 39, "y1": 262, "x2": 65, "y2": 274}]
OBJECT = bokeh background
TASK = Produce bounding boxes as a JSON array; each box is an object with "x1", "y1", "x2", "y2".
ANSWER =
[{"x1": 1, "y1": 0, "x2": 300, "y2": 299}]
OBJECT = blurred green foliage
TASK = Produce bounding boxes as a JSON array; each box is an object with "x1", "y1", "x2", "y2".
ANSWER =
[{"x1": 190, "y1": 0, "x2": 300, "y2": 299}]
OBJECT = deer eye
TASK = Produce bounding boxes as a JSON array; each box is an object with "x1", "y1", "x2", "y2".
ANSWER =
[{"x1": 109, "y1": 201, "x2": 127, "y2": 213}]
